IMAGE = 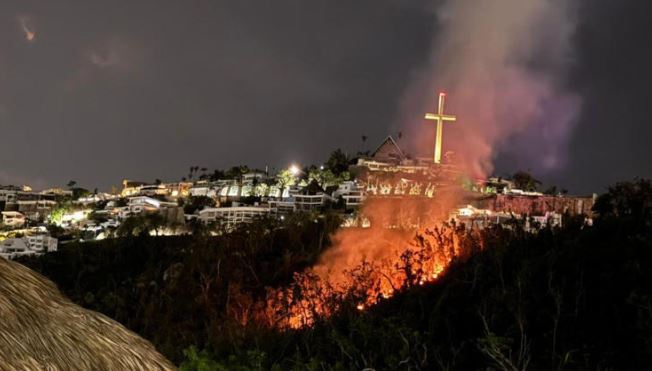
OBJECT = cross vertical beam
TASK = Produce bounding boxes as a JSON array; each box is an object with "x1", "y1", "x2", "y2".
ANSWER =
[{"x1": 424, "y1": 92, "x2": 457, "y2": 164}]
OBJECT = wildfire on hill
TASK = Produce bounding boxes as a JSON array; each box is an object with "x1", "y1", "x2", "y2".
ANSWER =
[{"x1": 262, "y1": 194, "x2": 480, "y2": 329}]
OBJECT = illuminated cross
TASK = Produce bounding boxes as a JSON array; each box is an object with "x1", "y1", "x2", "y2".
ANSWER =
[{"x1": 424, "y1": 92, "x2": 457, "y2": 164}]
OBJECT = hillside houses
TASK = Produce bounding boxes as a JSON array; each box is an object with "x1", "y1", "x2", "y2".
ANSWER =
[{"x1": 0, "y1": 137, "x2": 597, "y2": 245}]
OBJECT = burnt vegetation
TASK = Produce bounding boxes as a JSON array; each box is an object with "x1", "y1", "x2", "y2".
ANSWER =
[{"x1": 18, "y1": 179, "x2": 652, "y2": 370}]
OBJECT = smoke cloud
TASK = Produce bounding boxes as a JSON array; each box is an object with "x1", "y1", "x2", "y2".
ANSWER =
[{"x1": 402, "y1": 0, "x2": 581, "y2": 178}]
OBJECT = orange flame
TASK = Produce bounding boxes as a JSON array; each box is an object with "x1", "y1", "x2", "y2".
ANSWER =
[
  {"x1": 264, "y1": 200, "x2": 473, "y2": 329},
  {"x1": 256, "y1": 173, "x2": 475, "y2": 329}
]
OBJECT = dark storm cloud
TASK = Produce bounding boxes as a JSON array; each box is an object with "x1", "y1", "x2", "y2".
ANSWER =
[{"x1": 0, "y1": 0, "x2": 649, "y2": 193}]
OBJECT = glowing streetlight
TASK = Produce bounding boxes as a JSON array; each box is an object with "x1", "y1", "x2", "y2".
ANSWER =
[{"x1": 289, "y1": 164, "x2": 301, "y2": 176}]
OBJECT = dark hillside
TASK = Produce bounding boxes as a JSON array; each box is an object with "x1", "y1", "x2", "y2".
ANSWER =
[{"x1": 20, "y1": 213, "x2": 341, "y2": 362}]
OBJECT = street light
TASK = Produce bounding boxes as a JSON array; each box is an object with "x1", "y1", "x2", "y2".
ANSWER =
[{"x1": 289, "y1": 164, "x2": 301, "y2": 176}]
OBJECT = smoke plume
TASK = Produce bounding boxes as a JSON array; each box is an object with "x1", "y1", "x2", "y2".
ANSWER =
[{"x1": 403, "y1": 0, "x2": 581, "y2": 178}]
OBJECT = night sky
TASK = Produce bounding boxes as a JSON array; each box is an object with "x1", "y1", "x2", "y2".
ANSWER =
[{"x1": 0, "y1": 0, "x2": 650, "y2": 194}]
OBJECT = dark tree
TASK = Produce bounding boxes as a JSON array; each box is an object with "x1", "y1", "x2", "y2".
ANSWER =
[
  {"x1": 512, "y1": 170, "x2": 541, "y2": 191},
  {"x1": 593, "y1": 178, "x2": 652, "y2": 229},
  {"x1": 325, "y1": 149, "x2": 349, "y2": 176},
  {"x1": 210, "y1": 169, "x2": 225, "y2": 182}
]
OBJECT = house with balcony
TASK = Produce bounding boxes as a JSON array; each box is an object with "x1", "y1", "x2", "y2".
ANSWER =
[{"x1": 198, "y1": 206, "x2": 271, "y2": 230}]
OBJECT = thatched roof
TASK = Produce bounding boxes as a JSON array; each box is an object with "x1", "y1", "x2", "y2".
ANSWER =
[{"x1": 0, "y1": 258, "x2": 176, "y2": 370}]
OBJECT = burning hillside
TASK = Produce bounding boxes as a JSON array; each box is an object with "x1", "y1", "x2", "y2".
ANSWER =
[{"x1": 264, "y1": 194, "x2": 478, "y2": 329}]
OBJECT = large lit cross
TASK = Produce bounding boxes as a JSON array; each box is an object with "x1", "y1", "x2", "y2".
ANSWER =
[{"x1": 424, "y1": 92, "x2": 457, "y2": 164}]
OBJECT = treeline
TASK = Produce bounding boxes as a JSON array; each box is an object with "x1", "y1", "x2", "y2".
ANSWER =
[{"x1": 20, "y1": 179, "x2": 652, "y2": 370}]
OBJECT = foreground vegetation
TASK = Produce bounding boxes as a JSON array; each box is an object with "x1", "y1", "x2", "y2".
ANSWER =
[{"x1": 20, "y1": 179, "x2": 652, "y2": 370}]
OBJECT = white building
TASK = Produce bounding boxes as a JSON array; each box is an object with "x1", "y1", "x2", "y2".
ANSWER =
[
  {"x1": 333, "y1": 181, "x2": 366, "y2": 209},
  {"x1": 41, "y1": 188, "x2": 74, "y2": 197},
  {"x1": 16, "y1": 200, "x2": 58, "y2": 220},
  {"x1": 242, "y1": 171, "x2": 268, "y2": 184},
  {"x1": 117, "y1": 196, "x2": 178, "y2": 219},
  {"x1": 121, "y1": 180, "x2": 193, "y2": 199},
  {"x1": 198, "y1": 206, "x2": 271, "y2": 230},
  {"x1": 0, "y1": 235, "x2": 58, "y2": 259},
  {"x1": 448, "y1": 205, "x2": 520, "y2": 230},
  {"x1": 293, "y1": 194, "x2": 331, "y2": 211},
  {"x1": 267, "y1": 191, "x2": 332, "y2": 214},
  {"x1": 1, "y1": 211, "x2": 26, "y2": 228},
  {"x1": 76, "y1": 193, "x2": 117, "y2": 204},
  {"x1": 268, "y1": 200, "x2": 296, "y2": 214},
  {"x1": 526, "y1": 212, "x2": 563, "y2": 231},
  {"x1": 449, "y1": 205, "x2": 564, "y2": 232},
  {"x1": 25, "y1": 235, "x2": 58, "y2": 253},
  {"x1": 0, "y1": 238, "x2": 29, "y2": 259},
  {"x1": 189, "y1": 184, "x2": 217, "y2": 198},
  {"x1": 0, "y1": 189, "x2": 18, "y2": 202}
]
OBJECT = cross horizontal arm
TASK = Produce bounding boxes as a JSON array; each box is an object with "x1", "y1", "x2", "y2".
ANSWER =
[{"x1": 424, "y1": 113, "x2": 457, "y2": 122}]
